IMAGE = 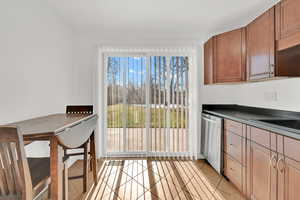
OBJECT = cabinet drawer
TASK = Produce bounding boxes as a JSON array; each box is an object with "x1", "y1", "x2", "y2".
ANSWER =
[
  {"x1": 224, "y1": 130, "x2": 243, "y2": 163},
  {"x1": 247, "y1": 126, "x2": 270, "y2": 148},
  {"x1": 224, "y1": 153, "x2": 243, "y2": 190},
  {"x1": 224, "y1": 119, "x2": 244, "y2": 137}
]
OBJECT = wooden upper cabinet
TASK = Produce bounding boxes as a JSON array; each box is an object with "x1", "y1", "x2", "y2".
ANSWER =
[
  {"x1": 247, "y1": 7, "x2": 275, "y2": 80},
  {"x1": 204, "y1": 37, "x2": 214, "y2": 84},
  {"x1": 276, "y1": 0, "x2": 300, "y2": 50},
  {"x1": 214, "y1": 28, "x2": 246, "y2": 83},
  {"x1": 202, "y1": 0, "x2": 300, "y2": 84}
]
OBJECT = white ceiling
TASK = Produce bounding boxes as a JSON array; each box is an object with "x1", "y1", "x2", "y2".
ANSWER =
[{"x1": 46, "y1": 0, "x2": 279, "y2": 42}]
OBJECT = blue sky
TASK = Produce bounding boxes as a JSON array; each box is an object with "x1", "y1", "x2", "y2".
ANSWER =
[{"x1": 107, "y1": 56, "x2": 187, "y2": 87}]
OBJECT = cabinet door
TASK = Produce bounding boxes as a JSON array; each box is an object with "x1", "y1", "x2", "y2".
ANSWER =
[
  {"x1": 204, "y1": 37, "x2": 214, "y2": 84},
  {"x1": 246, "y1": 142, "x2": 276, "y2": 200},
  {"x1": 278, "y1": 156, "x2": 300, "y2": 200},
  {"x1": 247, "y1": 7, "x2": 275, "y2": 80},
  {"x1": 215, "y1": 28, "x2": 246, "y2": 83},
  {"x1": 276, "y1": 0, "x2": 300, "y2": 50},
  {"x1": 277, "y1": 0, "x2": 300, "y2": 39}
]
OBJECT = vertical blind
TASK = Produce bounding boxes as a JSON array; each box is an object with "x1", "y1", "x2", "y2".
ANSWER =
[{"x1": 105, "y1": 55, "x2": 189, "y2": 157}]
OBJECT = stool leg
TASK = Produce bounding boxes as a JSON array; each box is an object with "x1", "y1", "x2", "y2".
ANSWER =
[
  {"x1": 63, "y1": 161, "x2": 69, "y2": 200},
  {"x1": 89, "y1": 143, "x2": 93, "y2": 172},
  {"x1": 83, "y1": 142, "x2": 89, "y2": 193},
  {"x1": 48, "y1": 185, "x2": 51, "y2": 199},
  {"x1": 90, "y1": 132, "x2": 98, "y2": 184},
  {"x1": 90, "y1": 153, "x2": 93, "y2": 172}
]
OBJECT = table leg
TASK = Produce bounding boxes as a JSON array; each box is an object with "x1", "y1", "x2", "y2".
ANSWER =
[
  {"x1": 50, "y1": 137, "x2": 63, "y2": 200},
  {"x1": 90, "y1": 132, "x2": 98, "y2": 184}
]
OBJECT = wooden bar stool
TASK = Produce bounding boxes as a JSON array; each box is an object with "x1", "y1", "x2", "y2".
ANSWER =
[
  {"x1": 0, "y1": 126, "x2": 52, "y2": 200},
  {"x1": 64, "y1": 105, "x2": 98, "y2": 194}
]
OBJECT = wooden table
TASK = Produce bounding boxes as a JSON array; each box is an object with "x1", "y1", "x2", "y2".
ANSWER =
[{"x1": 10, "y1": 113, "x2": 98, "y2": 200}]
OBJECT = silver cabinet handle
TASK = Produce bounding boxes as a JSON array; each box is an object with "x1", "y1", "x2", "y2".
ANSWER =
[
  {"x1": 277, "y1": 158, "x2": 285, "y2": 173},
  {"x1": 270, "y1": 154, "x2": 277, "y2": 169},
  {"x1": 269, "y1": 64, "x2": 275, "y2": 77},
  {"x1": 269, "y1": 64, "x2": 275, "y2": 75}
]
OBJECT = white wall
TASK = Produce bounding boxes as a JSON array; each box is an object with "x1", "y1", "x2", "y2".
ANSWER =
[
  {"x1": 70, "y1": 36, "x2": 96, "y2": 105},
  {"x1": 201, "y1": 78, "x2": 300, "y2": 112},
  {"x1": 0, "y1": 0, "x2": 74, "y2": 156}
]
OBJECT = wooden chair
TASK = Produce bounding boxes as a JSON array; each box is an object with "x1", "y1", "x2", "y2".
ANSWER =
[
  {"x1": 0, "y1": 126, "x2": 51, "y2": 200},
  {"x1": 64, "y1": 105, "x2": 97, "y2": 193}
]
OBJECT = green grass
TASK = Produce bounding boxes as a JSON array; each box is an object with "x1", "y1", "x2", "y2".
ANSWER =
[{"x1": 107, "y1": 104, "x2": 187, "y2": 128}]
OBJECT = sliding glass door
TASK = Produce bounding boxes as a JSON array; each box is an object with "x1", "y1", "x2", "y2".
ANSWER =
[
  {"x1": 106, "y1": 56, "x2": 147, "y2": 154},
  {"x1": 105, "y1": 55, "x2": 189, "y2": 157}
]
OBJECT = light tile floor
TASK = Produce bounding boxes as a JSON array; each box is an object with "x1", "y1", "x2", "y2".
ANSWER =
[{"x1": 70, "y1": 159, "x2": 246, "y2": 200}]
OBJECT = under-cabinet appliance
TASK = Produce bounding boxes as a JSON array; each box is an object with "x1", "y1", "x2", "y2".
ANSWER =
[{"x1": 201, "y1": 113, "x2": 223, "y2": 174}]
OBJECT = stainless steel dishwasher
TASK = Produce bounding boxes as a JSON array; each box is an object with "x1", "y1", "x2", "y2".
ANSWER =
[{"x1": 201, "y1": 113, "x2": 223, "y2": 174}]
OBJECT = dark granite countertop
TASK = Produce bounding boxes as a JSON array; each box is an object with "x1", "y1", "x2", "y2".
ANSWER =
[{"x1": 203, "y1": 104, "x2": 300, "y2": 140}]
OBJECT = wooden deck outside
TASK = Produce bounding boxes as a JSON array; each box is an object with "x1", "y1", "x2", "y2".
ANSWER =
[{"x1": 107, "y1": 128, "x2": 188, "y2": 152}]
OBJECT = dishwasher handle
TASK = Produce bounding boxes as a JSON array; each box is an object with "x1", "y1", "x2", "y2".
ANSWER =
[{"x1": 202, "y1": 116, "x2": 218, "y2": 124}]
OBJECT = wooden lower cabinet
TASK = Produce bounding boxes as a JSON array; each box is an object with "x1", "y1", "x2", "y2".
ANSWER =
[
  {"x1": 270, "y1": 151, "x2": 278, "y2": 200},
  {"x1": 223, "y1": 121, "x2": 300, "y2": 200},
  {"x1": 278, "y1": 155, "x2": 300, "y2": 200},
  {"x1": 224, "y1": 119, "x2": 245, "y2": 137},
  {"x1": 223, "y1": 120, "x2": 247, "y2": 195},
  {"x1": 224, "y1": 153, "x2": 245, "y2": 191},
  {"x1": 246, "y1": 142, "x2": 276, "y2": 200},
  {"x1": 224, "y1": 130, "x2": 244, "y2": 163}
]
